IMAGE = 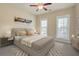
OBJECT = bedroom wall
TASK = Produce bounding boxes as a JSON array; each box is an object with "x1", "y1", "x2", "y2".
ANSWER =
[
  {"x1": 0, "y1": 4, "x2": 36, "y2": 37},
  {"x1": 36, "y1": 6, "x2": 77, "y2": 41},
  {"x1": 75, "y1": 4, "x2": 79, "y2": 35}
]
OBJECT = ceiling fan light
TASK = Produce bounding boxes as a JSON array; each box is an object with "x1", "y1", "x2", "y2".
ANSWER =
[{"x1": 38, "y1": 5, "x2": 43, "y2": 9}]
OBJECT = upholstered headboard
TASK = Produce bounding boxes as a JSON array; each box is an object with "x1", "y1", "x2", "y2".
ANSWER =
[{"x1": 11, "y1": 28, "x2": 27, "y2": 37}]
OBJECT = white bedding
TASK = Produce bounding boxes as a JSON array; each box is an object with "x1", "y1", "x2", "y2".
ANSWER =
[{"x1": 15, "y1": 34, "x2": 46, "y2": 47}]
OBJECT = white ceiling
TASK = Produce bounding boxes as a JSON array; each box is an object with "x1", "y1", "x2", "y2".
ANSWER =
[{"x1": 12, "y1": 3, "x2": 75, "y2": 15}]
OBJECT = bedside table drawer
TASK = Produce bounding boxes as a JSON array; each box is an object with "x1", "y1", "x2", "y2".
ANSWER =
[
  {"x1": 0, "y1": 37, "x2": 14, "y2": 47},
  {"x1": 0, "y1": 38, "x2": 8, "y2": 43},
  {"x1": 0, "y1": 38, "x2": 8, "y2": 42}
]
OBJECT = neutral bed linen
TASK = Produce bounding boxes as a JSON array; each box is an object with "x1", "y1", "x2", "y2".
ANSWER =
[
  {"x1": 15, "y1": 35, "x2": 53, "y2": 50},
  {"x1": 14, "y1": 35, "x2": 54, "y2": 56},
  {"x1": 20, "y1": 34, "x2": 46, "y2": 47}
]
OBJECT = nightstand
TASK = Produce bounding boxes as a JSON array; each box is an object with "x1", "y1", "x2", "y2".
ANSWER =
[{"x1": 0, "y1": 37, "x2": 14, "y2": 47}]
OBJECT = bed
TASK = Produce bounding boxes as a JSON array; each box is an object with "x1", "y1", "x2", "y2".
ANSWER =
[{"x1": 11, "y1": 28, "x2": 55, "y2": 56}]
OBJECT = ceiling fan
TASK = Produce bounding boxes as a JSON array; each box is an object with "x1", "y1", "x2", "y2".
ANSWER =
[{"x1": 29, "y1": 3, "x2": 52, "y2": 11}]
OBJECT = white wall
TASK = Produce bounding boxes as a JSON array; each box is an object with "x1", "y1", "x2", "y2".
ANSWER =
[
  {"x1": 75, "y1": 4, "x2": 79, "y2": 35},
  {"x1": 0, "y1": 4, "x2": 36, "y2": 36}
]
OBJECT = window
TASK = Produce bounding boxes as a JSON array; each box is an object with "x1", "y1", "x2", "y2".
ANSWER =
[
  {"x1": 40, "y1": 18, "x2": 47, "y2": 36},
  {"x1": 56, "y1": 15, "x2": 70, "y2": 40}
]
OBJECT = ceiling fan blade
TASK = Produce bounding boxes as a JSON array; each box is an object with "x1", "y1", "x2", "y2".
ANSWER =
[
  {"x1": 43, "y1": 3, "x2": 52, "y2": 6},
  {"x1": 43, "y1": 7, "x2": 47, "y2": 11},
  {"x1": 29, "y1": 5, "x2": 37, "y2": 7}
]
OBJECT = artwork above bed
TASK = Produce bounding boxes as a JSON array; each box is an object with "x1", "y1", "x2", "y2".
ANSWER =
[{"x1": 14, "y1": 17, "x2": 32, "y2": 23}]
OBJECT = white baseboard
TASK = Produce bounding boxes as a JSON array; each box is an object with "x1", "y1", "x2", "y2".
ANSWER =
[{"x1": 55, "y1": 38, "x2": 71, "y2": 44}]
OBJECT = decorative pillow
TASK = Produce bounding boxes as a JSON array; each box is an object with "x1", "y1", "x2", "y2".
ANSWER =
[
  {"x1": 28, "y1": 30, "x2": 35, "y2": 36},
  {"x1": 28, "y1": 31, "x2": 33, "y2": 35},
  {"x1": 15, "y1": 30, "x2": 27, "y2": 36},
  {"x1": 26, "y1": 28, "x2": 35, "y2": 36}
]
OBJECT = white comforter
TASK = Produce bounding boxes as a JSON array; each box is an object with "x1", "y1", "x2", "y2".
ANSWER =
[{"x1": 20, "y1": 34, "x2": 46, "y2": 47}]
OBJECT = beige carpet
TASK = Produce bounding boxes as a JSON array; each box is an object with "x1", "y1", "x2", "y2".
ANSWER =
[
  {"x1": 16, "y1": 42, "x2": 64, "y2": 56},
  {"x1": 0, "y1": 42, "x2": 79, "y2": 56},
  {"x1": 15, "y1": 42, "x2": 79, "y2": 56}
]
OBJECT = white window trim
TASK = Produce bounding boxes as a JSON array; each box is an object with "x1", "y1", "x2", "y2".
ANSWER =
[
  {"x1": 40, "y1": 18, "x2": 48, "y2": 36},
  {"x1": 56, "y1": 15, "x2": 70, "y2": 41}
]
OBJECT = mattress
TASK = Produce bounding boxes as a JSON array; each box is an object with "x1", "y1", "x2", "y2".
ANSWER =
[
  {"x1": 31, "y1": 37, "x2": 53, "y2": 51},
  {"x1": 14, "y1": 36, "x2": 54, "y2": 56},
  {"x1": 20, "y1": 34, "x2": 47, "y2": 47}
]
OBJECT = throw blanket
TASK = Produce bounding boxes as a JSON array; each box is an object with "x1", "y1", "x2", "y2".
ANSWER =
[{"x1": 21, "y1": 34, "x2": 46, "y2": 47}]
